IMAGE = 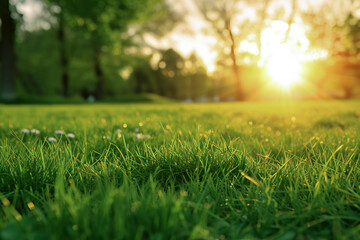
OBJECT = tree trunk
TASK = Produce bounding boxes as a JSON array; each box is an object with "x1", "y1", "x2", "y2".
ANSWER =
[
  {"x1": 228, "y1": 27, "x2": 244, "y2": 101},
  {"x1": 256, "y1": 0, "x2": 271, "y2": 62},
  {"x1": 343, "y1": 85, "x2": 352, "y2": 99},
  {"x1": 0, "y1": 0, "x2": 16, "y2": 99},
  {"x1": 93, "y1": 46, "x2": 105, "y2": 100},
  {"x1": 58, "y1": 10, "x2": 69, "y2": 97},
  {"x1": 283, "y1": 0, "x2": 297, "y2": 43}
]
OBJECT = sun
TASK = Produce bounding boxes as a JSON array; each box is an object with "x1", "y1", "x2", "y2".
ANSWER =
[
  {"x1": 258, "y1": 21, "x2": 308, "y2": 89},
  {"x1": 265, "y1": 44, "x2": 303, "y2": 88}
]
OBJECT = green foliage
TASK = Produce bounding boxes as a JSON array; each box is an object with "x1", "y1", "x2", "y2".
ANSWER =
[
  {"x1": 187, "y1": 53, "x2": 210, "y2": 100},
  {"x1": 0, "y1": 101, "x2": 360, "y2": 238},
  {"x1": 153, "y1": 49, "x2": 211, "y2": 100},
  {"x1": 16, "y1": 29, "x2": 61, "y2": 96},
  {"x1": 128, "y1": 57, "x2": 158, "y2": 94},
  {"x1": 338, "y1": 13, "x2": 360, "y2": 56},
  {"x1": 157, "y1": 49, "x2": 185, "y2": 98},
  {"x1": 13, "y1": 0, "x2": 172, "y2": 100},
  {"x1": 54, "y1": 0, "x2": 164, "y2": 48}
]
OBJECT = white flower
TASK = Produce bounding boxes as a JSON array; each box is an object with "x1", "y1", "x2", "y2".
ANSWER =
[
  {"x1": 48, "y1": 137, "x2": 57, "y2": 143},
  {"x1": 135, "y1": 128, "x2": 140, "y2": 132},
  {"x1": 31, "y1": 129, "x2": 40, "y2": 134},
  {"x1": 55, "y1": 130, "x2": 64, "y2": 135},
  {"x1": 20, "y1": 129, "x2": 30, "y2": 134},
  {"x1": 67, "y1": 133, "x2": 75, "y2": 138},
  {"x1": 117, "y1": 129, "x2": 122, "y2": 138},
  {"x1": 107, "y1": 136, "x2": 110, "y2": 140},
  {"x1": 135, "y1": 133, "x2": 151, "y2": 139}
]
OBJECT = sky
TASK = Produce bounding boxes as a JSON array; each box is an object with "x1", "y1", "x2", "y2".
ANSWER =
[{"x1": 15, "y1": 0, "x2": 50, "y2": 30}]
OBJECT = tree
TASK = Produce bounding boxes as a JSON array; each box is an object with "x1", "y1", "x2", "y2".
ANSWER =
[
  {"x1": 129, "y1": 57, "x2": 157, "y2": 94},
  {"x1": 57, "y1": 8, "x2": 69, "y2": 97},
  {"x1": 44, "y1": 0, "x2": 166, "y2": 99},
  {"x1": 195, "y1": 0, "x2": 244, "y2": 100},
  {"x1": 195, "y1": 0, "x2": 273, "y2": 101},
  {"x1": 0, "y1": 0, "x2": 16, "y2": 99},
  {"x1": 157, "y1": 48, "x2": 185, "y2": 99},
  {"x1": 45, "y1": 0, "x2": 70, "y2": 97},
  {"x1": 301, "y1": 0, "x2": 360, "y2": 98},
  {"x1": 16, "y1": 29, "x2": 62, "y2": 96},
  {"x1": 185, "y1": 52, "x2": 209, "y2": 101},
  {"x1": 333, "y1": 13, "x2": 360, "y2": 98},
  {"x1": 46, "y1": 1, "x2": 70, "y2": 98},
  {"x1": 67, "y1": 0, "x2": 165, "y2": 99}
]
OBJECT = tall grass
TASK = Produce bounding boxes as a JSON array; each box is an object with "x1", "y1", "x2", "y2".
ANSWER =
[{"x1": 0, "y1": 101, "x2": 360, "y2": 239}]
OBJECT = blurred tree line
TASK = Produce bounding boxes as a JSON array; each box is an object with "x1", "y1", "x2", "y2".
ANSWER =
[
  {"x1": 1, "y1": 0, "x2": 360, "y2": 101},
  {"x1": 0, "y1": 0, "x2": 211, "y2": 101}
]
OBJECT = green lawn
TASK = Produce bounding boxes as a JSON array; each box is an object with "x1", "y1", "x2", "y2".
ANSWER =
[{"x1": 0, "y1": 101, "x2": 360, "y2": 239}]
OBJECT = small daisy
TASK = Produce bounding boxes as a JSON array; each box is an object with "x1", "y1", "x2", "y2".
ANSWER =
[
  {"x1": 67, "y1": 133, "x2": 75, "y2": 138},
  {"x1": 48, "y1": 137, "x2": 57, "y2": 143},
  {"x1": 135, "y1": 128, "x2": 139, "y2": 132},
  {"x1": 117, "y1": 129, "x2": 122, "y2": 138},
  {"x1": 55, "y1": 130, "x2": 64, "y2": 135},
  {"x1": 31, "y1": 129, "x2": 40, "y2": 134},
  {"x1": 20, "y1": 129, "x2": 30, "y2": 134},
  {"x1": 135, "y1": 133, "x2": 151, "y2": 139}
]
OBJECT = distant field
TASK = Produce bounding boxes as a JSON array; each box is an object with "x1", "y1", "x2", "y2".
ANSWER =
[{"x1": 0, "y1": 101, "x2": 360, "y2": 239}]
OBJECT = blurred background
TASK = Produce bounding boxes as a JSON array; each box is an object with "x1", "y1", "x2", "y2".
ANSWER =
[{"x1": 1, "y1": 0, "x2": 360, "y2": 103}]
